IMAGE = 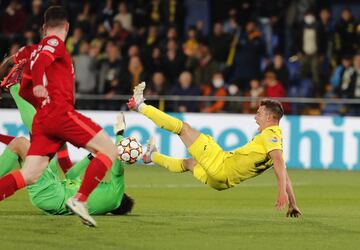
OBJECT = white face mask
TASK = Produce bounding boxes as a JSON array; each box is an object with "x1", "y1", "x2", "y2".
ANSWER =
[
  {"x1": 304, "y1": 15, "x2": 315, "y2": 25},
  {"x1": 213, "y1": 79, "x2": 224, "y2": 88},
  {"x1": 228, "y1": 84, "x2": 238, "y2": 95}
]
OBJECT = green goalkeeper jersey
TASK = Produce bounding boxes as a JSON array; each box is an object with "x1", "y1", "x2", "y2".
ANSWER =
[{"x1": 27, "y1": 156, "x2": 125, "y2": 215}]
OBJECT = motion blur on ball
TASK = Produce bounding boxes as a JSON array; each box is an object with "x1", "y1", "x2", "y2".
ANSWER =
[{"x1": 117, "y1": 137, "x2": 143, "y2": 164}]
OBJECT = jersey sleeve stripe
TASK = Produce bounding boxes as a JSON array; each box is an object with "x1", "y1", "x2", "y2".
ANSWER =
[
  {"x1": 12, "y1": 55, "x2": 18, "y2": 64},
  {"x1": 39, "y1": 50, "x2": 55, "y2": 62},
  {"x1": 22, "y1": 73, "x2": 31, "y2": 79}
]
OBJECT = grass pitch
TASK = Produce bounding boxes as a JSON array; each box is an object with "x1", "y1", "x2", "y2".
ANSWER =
[{"x1": 0, "y1": 166, "x2": 359, "y2": 250}]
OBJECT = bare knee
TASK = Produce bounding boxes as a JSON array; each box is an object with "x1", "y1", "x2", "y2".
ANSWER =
[
  {"x1": 21, "y1": 170, "x2": 42, "y2": 185},
  {"x1": 183, "y1": 158, "x2": 197, "y2": 172},
  {"x1": 8, "y1": 137, "x2": 30, "y2": 160}
]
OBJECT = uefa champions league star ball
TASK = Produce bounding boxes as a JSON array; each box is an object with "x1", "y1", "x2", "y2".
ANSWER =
[{"x1": 117, "y1": 137, "x2": 143, "y2": 164}]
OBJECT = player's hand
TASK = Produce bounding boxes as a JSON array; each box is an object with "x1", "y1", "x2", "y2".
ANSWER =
[
  {"x1": 33, "y1": 85, "x2": 48, "y2": 98},
  {"x1": 275, "y1": 191, "x2": 288, "y2": 210},
  {"x1": 286, "y1": 205, "x2": 302, "y2": 218}
]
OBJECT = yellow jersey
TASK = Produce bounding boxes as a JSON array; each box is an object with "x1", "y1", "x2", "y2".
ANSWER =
[{"x1": 225, "y1": 125, "x2": 283, "y2": 186}]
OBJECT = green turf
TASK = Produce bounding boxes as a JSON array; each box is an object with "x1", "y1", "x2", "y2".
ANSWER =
[{"x1": 0, "y1": 167, "x2": 359, "y2": 250}]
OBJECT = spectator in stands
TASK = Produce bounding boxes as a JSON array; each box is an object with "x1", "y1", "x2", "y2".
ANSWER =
[
  {"x1": 97, "y1": 0, "x2": 115, "y2": 32},
  {"x1": 74, "y1": 41, "x2": 97, "y2": 94},
  {"x1": 264, "y1": 53, "x2": 290, "y2": 90},
  {"x1": 229, "y1": 20, "x2": 265, "y2": 91},
  {"x1": 225, "y1": 84, "x2": 242, "y2": 113},
  {"x1": 297, "y1": 11, "x2": 321, "y2": 97},
  {"x1": 98, "y1": 40, "x2": 123, "y2": 97},
  {"x1": 109, "y1": 21, "x2": 128, "y2": 46},
  {"x1": 193, "y1": 43, "x2": 218, "y2": 87},
  {"x1": 201, "y1": 72, "x2": 227, "y2": 113},
  {"x1": 66, "y1": 27, "x2": 84, "y2": 56},
  {"x1": 113, "y1": 2, "x2": 133, "y2": 32},
  {"x1": 164, "y1": 39, "x2": 186, "y2": 84},
  {"x1": 318, "y1": 8, "x2": 334, "y2": 85},
  {"x1": 208, "y1": 22, "x2": 231, "y2": 69},
  {"x1": 163, "y1": 0, "x2": 185, "y2": 37},
  {"x1": 344, "y1": 53, "x2": 360, "y2": 115},
  {"x1": 120, "y1": 56, "x2": 148, "y2": 92},
  {"x1": 332, "y1": 55, "x2": 354, "y2": 97},
  {"x1": 183, "y1": 27, "x2": 200, "y2": 65},
  {"x1": 1, "y1": 0, "x2": 27, "y2": 38},
  {"x1": 321, "y1": 84, "x2": 342, "y2": 115},
  {"x1": 334, "y1": 8, "x2": 357, "y2": 64},
  {"x1": 147, "y1": 0, "x2": 164, "y2": 26},
  {"x1": 170, "y1": 71, "x2": 201, "y2": 112},
  {"x1": 243, "y1": 79, "x2": 264, "y2": 114},
  {"x1": 146, "y1": 47, "x2": 166, "y2": 75},
  {"x1": 25, "y1": 0, "x2": 43, "y2": 34},
  {"x1": 76, "y1": 2, "x2": 95, "y2": 37},
  {"x1": 145, "y1": 71, "x2": 168, "y2": 111},
  {"x1": 263, "y1": 71, "x2": 290, "y2": 113}
]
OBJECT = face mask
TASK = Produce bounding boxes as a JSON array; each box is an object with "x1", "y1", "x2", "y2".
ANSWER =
[
  {"x1": 213, "y1": 79, "x2": 224, "y2": 88},
  {"x1": 228, "y1": 84, "x2": 238, "y2": 95},
  {"x1": 304, "y1": 15, "x2": 315, "y2": 25}
]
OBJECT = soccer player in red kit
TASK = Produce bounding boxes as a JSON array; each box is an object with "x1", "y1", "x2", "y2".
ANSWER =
[{"x1": 0, "y1": 6, "x2": 117, "y2": 227}]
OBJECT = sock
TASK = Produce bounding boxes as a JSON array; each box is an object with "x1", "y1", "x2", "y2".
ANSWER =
[
  {"x1": 0, "y1": 170, "x2": 26, "y2": 201},
  {"x1": 152, "y1": 152, "x2": 186, "y2": 173},
  {"x1": 0, "y1": 134, "x2": 15, "y2": 145},
  {"x1": 57, "y1": 147, "x2": 73, "y2": 174},
  {"x1": 65, "y1": 155, "x2": 91, "y2": 181},
  {"x1": 75, "y1": 153, "x2": 112, "y2": 202},
  {"x1": 9, "y1": 84, "x2": 36, "y2": 132},
  {"x1": 139, "y1": 104, "x2": 183, "y2": 134},
  {"x1": 115, "y1": 134, "x2": 123, "y2": 145},
  {"x1": 0, "y1": 148, "x2": 19, "y2": 176}
]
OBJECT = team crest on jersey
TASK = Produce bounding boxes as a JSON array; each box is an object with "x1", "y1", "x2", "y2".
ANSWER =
[
  {"x1": 47, "y1": 38, "x2": 59, "y2": 47},
  {"x1": 269, "y1": 136, "x2": 278, "y2": 143}
]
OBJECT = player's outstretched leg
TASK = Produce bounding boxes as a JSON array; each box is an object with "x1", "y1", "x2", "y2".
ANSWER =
[
  {"x1": 128, "y1": 82, "x2": 183, "y2": 135},
  {"x1": 143, "y1": 136, "x2": 186, "y2": 173}
]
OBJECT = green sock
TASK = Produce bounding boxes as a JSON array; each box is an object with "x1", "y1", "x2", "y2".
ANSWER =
[
  {"x1": 0, "y1": 148, "x2": 19, "y2": 176},
  {"x1": 10, "y1": 84, "x2": 36, "y2": 132},
  {"x1": 65, "y1": 157, "x2": 90, "y2": 181}
]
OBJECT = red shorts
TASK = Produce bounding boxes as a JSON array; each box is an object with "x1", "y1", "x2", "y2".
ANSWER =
[{"x1": 28, "y1": 103, "x2": 102, "y2": 157}]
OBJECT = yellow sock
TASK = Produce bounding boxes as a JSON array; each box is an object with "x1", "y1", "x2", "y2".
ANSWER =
[
  {"x1": 152, "y1": 152, "x2": 186, "y2": 173},
  {"x1": 139, "y1": 104, "x2": 183, "y2": 134}
]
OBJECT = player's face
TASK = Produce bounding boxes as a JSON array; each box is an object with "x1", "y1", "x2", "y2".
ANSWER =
[{"x1": 255, "y1": 106, "x2": 270, "y2": 129}]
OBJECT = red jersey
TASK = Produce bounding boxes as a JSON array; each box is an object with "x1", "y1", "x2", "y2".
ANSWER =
[
  {"x1": 30, "y1": 35, "x2": 75, "y2": 108},
  {"x1": 13, "y1": 45, "x2": 41, "y2": 109}
]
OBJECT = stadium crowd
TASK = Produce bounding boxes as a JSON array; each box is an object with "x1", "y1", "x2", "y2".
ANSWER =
[{"x1": 0, "y1": 0, "x2": 359, "y2": 115}]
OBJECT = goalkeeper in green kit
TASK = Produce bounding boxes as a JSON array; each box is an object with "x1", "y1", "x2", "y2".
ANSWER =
[{"x1": 0, "y1": 80, "x2": 134, "y2": 216}]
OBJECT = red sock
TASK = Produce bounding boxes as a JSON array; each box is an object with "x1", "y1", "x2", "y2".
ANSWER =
[
  {"x1": 0, "y1": 170, "x2": 26, "y2": 201},
  {"x1": 75, "y1": 153, "x2": 112, "y2": 202},
  {"x1": 0, "y1": 134, "x2": 15, "y2": 145},
  {"x1": 57, "y1": 148, "x2": 73, "y2": 174}
]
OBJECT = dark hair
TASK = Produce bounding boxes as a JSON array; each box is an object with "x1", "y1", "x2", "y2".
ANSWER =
[
  {"x1": 111, "y1": 193, "x2": 135, "y2": 215},
  {"x1": 260, "y1": 99, "x2": 284, "y2": 121},
  {"x1": 44, "y1": 6, "x2": 68, "y2": 28}
]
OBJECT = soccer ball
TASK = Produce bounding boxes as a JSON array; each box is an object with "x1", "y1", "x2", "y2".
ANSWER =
[{"x1": 117, "y1": 137, "x2": 143, "y2": 164}]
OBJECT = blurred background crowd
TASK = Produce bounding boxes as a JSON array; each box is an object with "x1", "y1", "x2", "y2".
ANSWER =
[{"x1": 0, "y1": 0, "x2": 359, "y2": 115}]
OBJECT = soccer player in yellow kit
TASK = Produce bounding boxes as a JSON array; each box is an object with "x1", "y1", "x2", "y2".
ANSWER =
[{"x1": 128, "y1": 82, "x2": 301, "y2": 217}]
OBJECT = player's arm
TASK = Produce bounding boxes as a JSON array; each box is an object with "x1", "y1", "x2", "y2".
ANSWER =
[
  {"x1": 31, "y1": 52, "x2": 54, "y2": 98},
  {"x1": 285, "y1": 173, "x2": 302, "y2": 217},
  {"x1": 0, "y1": 56, "x2": 15, "y2": 80},
  {"x1": 269, "y1": 149, "x2": 289, "y2": 210}
]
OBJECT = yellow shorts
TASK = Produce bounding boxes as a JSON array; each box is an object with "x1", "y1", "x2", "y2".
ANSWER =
[{"x1": 188, "y1": 134, "x2": 230, "y2": 185}]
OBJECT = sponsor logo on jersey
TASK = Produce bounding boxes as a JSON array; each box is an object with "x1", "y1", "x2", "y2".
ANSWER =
[
  {"x1": 269, "y1": 136, "x2": 278, "y2": 143},
  {"x1": 47, "y1": 38, "x2": 59, "y2": 47}
]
